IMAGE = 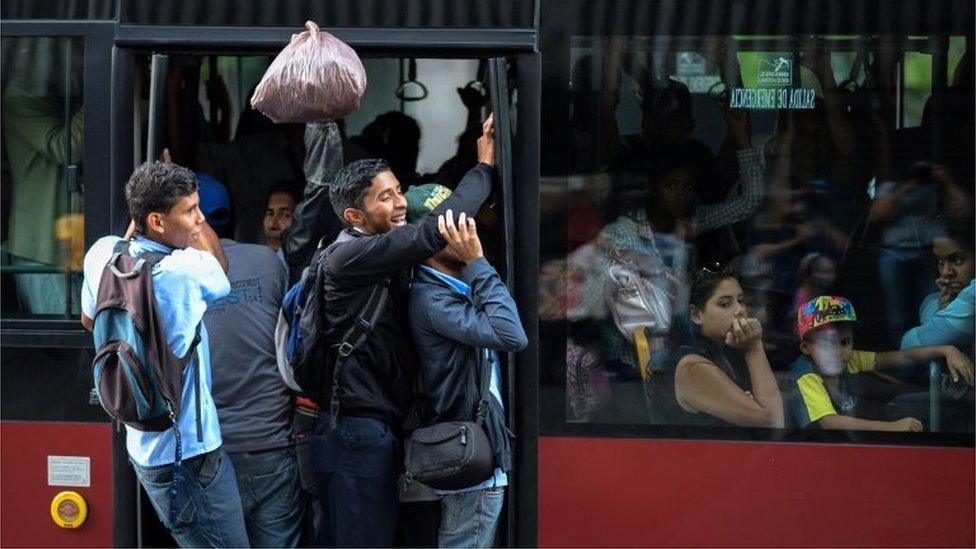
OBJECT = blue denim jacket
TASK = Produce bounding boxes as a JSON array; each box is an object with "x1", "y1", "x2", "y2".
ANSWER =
[{"x1": 408, "y1": 257, "x2": 528, "y2": 476}]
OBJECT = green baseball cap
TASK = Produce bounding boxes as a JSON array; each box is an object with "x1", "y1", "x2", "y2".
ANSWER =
[{"x1": 404, "y1": 183, "x2": 452, "y2": 223}]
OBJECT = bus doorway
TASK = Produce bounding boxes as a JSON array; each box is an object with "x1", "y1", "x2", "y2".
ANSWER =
[{"x1": 124, "y1": 46, "x2": 522, "y2": 547}]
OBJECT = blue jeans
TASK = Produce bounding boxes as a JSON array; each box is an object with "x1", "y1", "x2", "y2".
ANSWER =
[
  {"x1": 309, "y1": 414, "x2": 398, "y2": 547},
  {"x1": 130, "y1": 448, "x2": 249, "y2": 548},
  {"x1": 229, "y1": 447, "x2": 304, "y2": 548},
  {"x1": 439, "y1": 487, "x2": 505, "y2": 548}
]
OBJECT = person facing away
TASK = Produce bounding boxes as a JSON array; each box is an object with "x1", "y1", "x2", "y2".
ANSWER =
[
  {"x1": 79, "y1": 161, "x2": 249, "y2": 547},
  {"x1": 789, "y1": 296, "x2": 973, "y2": 432},
  {"x1": 307, "y1": 116, "x2": 497, "y2": 548},
  {"x1": 197, "y1": 175, "x2": 303, "y2": 548},
  {"x1": 404, "y1": 184, "x2": 527, "y2": 548},
  {"x1": 656, "y1": 266, "x2": 785, "y2": 428}
]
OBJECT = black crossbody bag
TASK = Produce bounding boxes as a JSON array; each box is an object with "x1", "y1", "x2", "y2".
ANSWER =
[{"x1": 403, "y1": 348, "x2": 495, "y2": 490}]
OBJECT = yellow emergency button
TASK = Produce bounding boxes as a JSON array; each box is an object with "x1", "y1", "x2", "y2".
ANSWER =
[{"x1": 50, "y1": 491, "x2": 88, "y2": 529}]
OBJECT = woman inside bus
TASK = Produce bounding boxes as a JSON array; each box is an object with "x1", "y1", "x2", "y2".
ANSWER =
[
  {"x1": 900, "y1": 215, "x2": 975, "y2": 357},
  {"x1": 888, "y1": 216, "x2": 975, "y2": 432},
  {"x1": 651, "y1": 266, "x2": 785, "y2": 428}
]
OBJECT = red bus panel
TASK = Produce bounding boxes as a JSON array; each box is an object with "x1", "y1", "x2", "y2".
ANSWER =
[
  {"x1": 1, "y1": 421, "x2": 113, "y2": 548},
  {"x1": 539, "y1": 436, "x2": 975, "y2": 547}
]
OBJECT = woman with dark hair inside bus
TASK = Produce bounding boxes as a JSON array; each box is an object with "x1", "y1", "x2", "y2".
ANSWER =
[
  {"x1": 652, "y1": 266, "x2": 785, "y2": 428},
  {"x1": 887, "y1": 216, "x2": 975, "y2": 432},
  {"x1": 900, "y1": 215, "x2": 974, "y2": 356}
]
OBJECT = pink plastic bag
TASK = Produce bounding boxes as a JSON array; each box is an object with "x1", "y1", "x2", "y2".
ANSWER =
[{"x1": 251, "y1": 21, "x2": 367, "y2": 123}]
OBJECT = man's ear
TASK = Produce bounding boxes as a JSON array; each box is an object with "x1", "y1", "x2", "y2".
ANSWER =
[
  {"x1": 690, "y1": 305, "x2": 703, "y2": 326},
  {"x1": 145, "y1": 213, "x2": 165, "y2": 236},
  {"x1": 343, "y1": 208, "x2": 364, "y2": 228}
]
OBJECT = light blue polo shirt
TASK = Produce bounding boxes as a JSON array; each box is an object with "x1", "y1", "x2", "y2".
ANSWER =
[
  {"x1": 418, "y1": 265, "x2": 508, "y2": 493},
  {"x1": 901, "y1": 281, "x2": 975, "y2": 356},
  {"x1": 82, "y1": 235, "x2": 230, "y2": 467}
]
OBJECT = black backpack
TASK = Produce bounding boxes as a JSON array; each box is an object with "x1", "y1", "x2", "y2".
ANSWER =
[{"x1": 280, "y1": 241, "x2": 391, "y2": 431}]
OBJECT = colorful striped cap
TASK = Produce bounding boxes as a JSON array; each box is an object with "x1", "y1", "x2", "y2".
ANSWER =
[{"x1": 797, "y1": 295, "x2": 857, "y2": 339}]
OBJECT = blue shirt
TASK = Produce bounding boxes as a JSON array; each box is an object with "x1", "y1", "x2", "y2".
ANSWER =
[
  {"x1": 901, "y1": 281, "x2": 975, "y2": 358},
  {"x1": 418, "y1": 264, "x2": 508, "y2": 492},
  {"x1": 82, "y1": 236, "x2": 230, "y2": 466}
]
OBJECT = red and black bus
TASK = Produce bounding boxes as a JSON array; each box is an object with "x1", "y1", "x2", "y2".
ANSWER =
[{"x1": 2, "y1": 1, "x2": 973, "y2": 546}]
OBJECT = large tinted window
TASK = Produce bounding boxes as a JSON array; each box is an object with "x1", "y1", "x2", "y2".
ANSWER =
[
  {"x1": 1, "y1": 37, "x2": 86, "y2": 319},
  {"x1": 539, "y1": 6, "x2": 974, "y2": 443}
]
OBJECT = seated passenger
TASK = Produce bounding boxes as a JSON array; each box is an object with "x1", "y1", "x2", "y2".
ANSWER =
[
  {"x1": 789, "y1": 296, "x2": 973, "y2": 432},
  {"x1": 901, "y1": 217, "x2": 975, "y2": 356},
  {"x1": 889, "y1": 218, "x2": 976, "y2": 432},
  {"x1": 405, "y1": 184, "x2": 527, "y2": 548},
  {"x1": 652, "y1": 266, "x2": 784, "y2": 428}
]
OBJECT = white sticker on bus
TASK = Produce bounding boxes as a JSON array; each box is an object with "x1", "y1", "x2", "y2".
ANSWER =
[{"x1": 47, "y1": 456, "x2": 91, "y2": 487}]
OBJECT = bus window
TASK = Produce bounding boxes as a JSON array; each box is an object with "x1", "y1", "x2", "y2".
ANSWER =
[
  {"x1": 540, "y1": 31, "x2": 975, "y2": 440},
  {"x1": 1, "y1": 36, "x2": 85, "y2": 319}
]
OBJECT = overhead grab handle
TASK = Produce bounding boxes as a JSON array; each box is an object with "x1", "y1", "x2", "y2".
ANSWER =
[{"x1": 396, "y1": 58, "x2": 428, "y2": 101}]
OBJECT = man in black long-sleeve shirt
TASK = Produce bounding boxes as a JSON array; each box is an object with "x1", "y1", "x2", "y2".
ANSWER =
[{"x1": 309, "y1": 116, "x2": 496, "y2": 547}]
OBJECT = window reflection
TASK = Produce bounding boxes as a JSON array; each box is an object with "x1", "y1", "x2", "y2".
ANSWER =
[
  {"x1": 1, "y1": 36, "x2": 85, "y2": 318},
  {"x1": 543, "y1": 34, "x2": 975, "y2": 437}
]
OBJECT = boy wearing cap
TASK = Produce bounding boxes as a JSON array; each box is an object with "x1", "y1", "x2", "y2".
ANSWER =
[
  {"x1": 789, "y1": 296, "x2": 973, "y2": 432},
  {"x1": 405, "y1": 182, "x2": 527, "y2": 548}
]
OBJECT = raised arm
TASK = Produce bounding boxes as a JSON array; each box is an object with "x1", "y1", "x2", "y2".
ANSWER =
[
  {"x1": 329, "y1": 118, "x2": 496, "y2": 283},
  {"x1": 284, "y1": 121, "x2": 346, "y2": 281},
  {"x1": 3, "y1": 80, "x2": 84, "y2": 165},
  {"x1": 693, "y1": 115, "x2": 764, "y2": 234},
  {"x1": 425, "y1": 212, "x2": 527, "y2": 351},
  {"x1": 189, "y1": 221, "x2": 229, "y2": 272}
]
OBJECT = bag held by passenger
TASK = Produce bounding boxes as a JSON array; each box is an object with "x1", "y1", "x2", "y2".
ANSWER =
[
  {"x1": 403, "y1": 349, "x2": 495, "y2": 491},
  {"x1": 251, "y1": 20, "x2": 367, "y2": 123},
  {"x1": 90, "y1": 241, "x2": 203, "y2": 434},
  {"x1": 605, "y1": 249, "x2": 676, "y2": 338}
]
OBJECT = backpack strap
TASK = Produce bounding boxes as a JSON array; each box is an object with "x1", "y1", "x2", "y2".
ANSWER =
[
  {"x1": 326, "y1": 277, "x2": 392, "y2": 434},
  {"x1": 109, "y1": 239, "x2": 167, "y2": 278},
  {"x1": 473, "y1": 347, "x2": 491, "y2": 426},
  {"x1": 471, "y1": 293, "x2": 491, "y2": 426},
  {"x1": 176, "y1": 323, "x2": 205, "y2": 443}
]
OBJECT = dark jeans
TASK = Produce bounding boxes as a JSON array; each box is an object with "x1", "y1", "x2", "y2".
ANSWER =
[
  {"x1": 309, "y1": 414, "x2": 398, "y2": 547},
  {"x1": 229, "y1": 447, "x2": 304, "y2": 548}
]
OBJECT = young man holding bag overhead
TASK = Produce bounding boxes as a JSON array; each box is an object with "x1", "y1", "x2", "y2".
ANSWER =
[{"x1": 307, "y1": 116, "x2": 497, "y2": 547}]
